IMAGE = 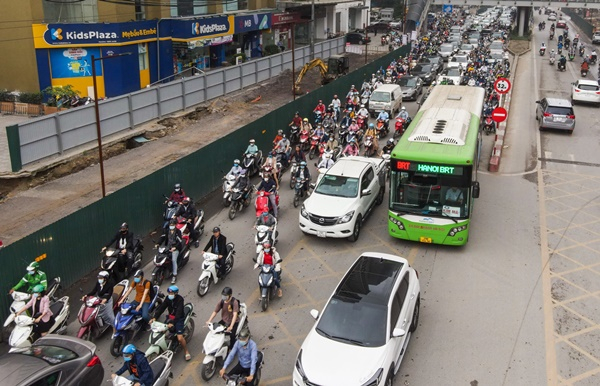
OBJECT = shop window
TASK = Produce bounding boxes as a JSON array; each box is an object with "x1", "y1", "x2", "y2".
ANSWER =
[
  {"x1": 43, "y1": 0, "x2": 98, "y2": 23},
  {"x1": 139, "y1": 43, "x2": 148, "y2": 71}
]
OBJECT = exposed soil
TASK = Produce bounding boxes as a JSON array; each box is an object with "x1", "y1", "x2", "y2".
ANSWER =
[{"x1": 508, "y1": 40, "x2": 530, "y2": 55}]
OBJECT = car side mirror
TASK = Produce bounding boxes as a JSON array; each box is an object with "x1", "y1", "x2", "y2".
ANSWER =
[
  {"x1": 472, "y1": 181, "x2": 480, "y2": 198},
  {"x1": 535, "y1": 100, "x2": 540, "y2": 104},
  {"x1": 392, "y1": 328, "x2": 406, "y2": 337},
  {"x1": 361, "y1": 189, "x2": 372, "y2": 196},
  {"x1": 310, "y1": 309, "x2": 319, "y2": 320}
]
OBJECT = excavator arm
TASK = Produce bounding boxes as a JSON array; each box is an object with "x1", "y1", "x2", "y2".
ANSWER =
[{"x1": 294, "y1": 59, "x2": 329, "y2": 94}]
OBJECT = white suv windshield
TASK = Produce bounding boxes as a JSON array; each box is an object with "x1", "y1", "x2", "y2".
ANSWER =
[{"x1": 315, "y1": 175, "x2": 359, "y2": 198}]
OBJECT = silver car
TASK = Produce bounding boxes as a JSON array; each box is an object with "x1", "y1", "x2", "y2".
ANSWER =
[{"x1": 535, "y1": 97, "x2": 576, "y2": 133}]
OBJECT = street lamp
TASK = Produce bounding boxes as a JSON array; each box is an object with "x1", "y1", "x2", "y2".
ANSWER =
[{"x1": 91, "y1": 52, "x2": 132, "y2": 197}]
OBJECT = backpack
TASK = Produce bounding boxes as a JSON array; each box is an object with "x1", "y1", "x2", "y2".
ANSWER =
[
  {"x1": 220, "y1": 296, "x2": 242, "y2": 317},
  {"x1": 144, "y1": 279, "x2": 156, "y2": 301}
]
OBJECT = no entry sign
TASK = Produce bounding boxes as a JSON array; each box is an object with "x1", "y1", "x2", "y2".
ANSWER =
[
  {"x1": 494, "y1": 78, "x2": 511, "y2": 94},
  {"x1": 491, "y1": 107, "x2": 507, "y2": 123}
]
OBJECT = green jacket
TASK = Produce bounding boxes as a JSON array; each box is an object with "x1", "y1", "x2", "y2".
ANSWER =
[{"x1": 13, "y1": 271, "x2": 48, "y2": 292}]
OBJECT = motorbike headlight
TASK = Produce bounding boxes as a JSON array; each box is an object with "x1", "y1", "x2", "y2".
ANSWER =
[
  {"x1": 337, "y1": 211, "x2": 354, "y2": 224},
  {"x1": 300, "y1": 205, "x2": 309, "y2": 219}
]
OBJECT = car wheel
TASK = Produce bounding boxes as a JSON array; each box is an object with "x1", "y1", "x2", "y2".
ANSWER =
[
  {"x1": 410, "y1": 296, "x2": 420, "y2": 333},
  {"x1": 375, "y1": 186, "x2": 385, "y2": 205},
  {"x1": 385, "y1": 370, "x2": 394, "y2": 386},
  {"x1": 348, "y1": 215, "x2": 362, "y2": 242}
]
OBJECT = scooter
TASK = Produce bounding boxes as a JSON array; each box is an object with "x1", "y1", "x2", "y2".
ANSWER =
[
  {"x1": 242, "y1": 151, "x2": 262, "y2": 177},
  {"x1": 557, "y1": 62, "x2": 566, "y2": 72},
  {"x1": 376, "y1": 119, "x2": 389, "y2": 138},
  {"x1": 299, "y1": 131, "x2": 310, "y2": 152},
  {"x1": 394, "y1": 117, "x2": 406, "y2": 138},
  {"x1": 2, "y1": 278, "x2": 61, "y2": 343},
  {"x1": 581, "y1": 68, "x2": 588, "y2": 77},
  {"x1": 289, "y1": 162, "x2": 299, "y2": 189},
  {"x1": 197, "y1": 243, "x2": 236, "y2": 297},
  {"x1": 254, "y1": 224, "x2": 278, "y2": 261},
  {"x1": 363, "y1": 135, "x2": 376, "y2": 157},
  {"x1": 293, "y1": 178, "x2": 309, "y2": 208},
  {"x1": 8, "y1": 296, "x2": 70, "y2": 352},
  {"x1": 111, "y1": 350, "x2": 173, "y2": 386},
  {"x1": 228, "y1": 184, "x2": 252, "y2": 220},
  {"x1": 145, "y1": 304, "x2": 195, "y2": 361},
  {"x1": 549, "y1": 56, "x2": 556, "y2": 65},
  {"x1": 175, "y1": 209, "x2": 205, "y2": 248},
  {"x1": 255, "y1": 190, "x2": 279, "y2": 218},
  {"x1": 76, "y1": 279, "x2": 128, "y2": 341},
  {"x1": 483, "y1": 116, "x2": 496, "y2": 135},
  {"x1": 257, "y1": 264, "x2": 281, "y2": 312},
  {"x1": 101, "y1": 240, "x2": 144, "y2": 282},
  {"x1": 151, "y1": 242, "x2": 190, "y2": 286},
  {"x1": 222, "y1": 174, "x2": 237, "y2": 207},
  {"x1": 110, "y1": 285, "x2": 161, "y2": 357},
  {"x1": 200, "y1": 306, "x2": 249, "y2": 382},
  {"x1": 539, "y1": 48, "x2": 546, "y2": 56},
  {"x1": 308, "y1": 134, "x2": 321, "y2": 160},
  {"x1": 223, "y1": 352, "x2": 264, "y2": 386}
]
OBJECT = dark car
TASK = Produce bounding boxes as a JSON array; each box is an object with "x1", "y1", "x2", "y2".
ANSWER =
[
  {"x1": 419, "y1": 56, "x2": 443, "y2": 74},
  {"x1": 366, "y1": 22, "x2": 390, "y2": 33},
  {"x1": 411, "y1": 64, "x2": 436, "y2": 85},
  {"x1": 346, "y1": 32, "x2": 371, "y2": 45},
  {"x1": 0, "y1": 335, "x2": 104, "y2": 386},
  {"x1": 398, "y1": 76, "x2": 423, "y2": 101}
]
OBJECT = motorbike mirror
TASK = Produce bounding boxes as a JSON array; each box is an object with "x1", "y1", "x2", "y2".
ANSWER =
[{"x1": 310, "y1": 309, "x2": 320, "y2": 320}]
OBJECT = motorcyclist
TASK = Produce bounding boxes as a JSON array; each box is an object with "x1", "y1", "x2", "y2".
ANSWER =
[
  {"x1": 346, "y1": 84, "x2": 358, "y2": 99},
  {"x1": 581, "y1": 61, "x2": 590, "y2": 73},
  {"x1": 559, "y1": 55, "x2": 567, "y2": 68},
  {"x1": 206, "y1": 287, "x2": 240, "y2": 346},
  {"x1": 261, "y1": 152, "x2": 279, "y2": 179},
  {"x1": 301, "y1": 117, "x2": 313, "y2": 135},
  {"x1": 15, "y1": 284, "x2": 54, "y2": 337},
  {"x1": 150, "y1": 285, "x2": 191, "y2": 361},
  {"x1": 361, "y1": 87, "x2": 371, "y2": 101},
  {"x1": 293, "y1": 161, "x2": 311, "y2": 196},
  {"x1": 318, "y1": 152, "x2": 335, "y2": 169},
  {"x1": 356, "y1": 104, "x2": 369, "y2": 120},
  {"x1": 592, "y1": 50, "x2": 598, "y2": 62},
  {"x1": 325, "y1": 136, "x2": 339, "y2": 154},
  {"x1": 312, "y1": 124, "x2": 325, "y2": 143},
  {"x1": 173, "y1": 197, "x2": 199, "y2": 247},
  {"x1": 203, "y1": 227, "x2": 229, "y2": 278},
  {"x1": 9, "y1": 261, "x2": 48, "y2": 294},
  {"x1": 272, "y1": 130, "x2": 283, "y2": 147},
  {"x1": 549, "y1": 49, "x2": 556, "y2": 59},
  {"x1": 83, "y1": 270, "x2": 115, "y2": 327},
  {"x1": 313, "y1": 100, "x2": 326, "y2": 115},
  {"x1": 331, "y1": 95, "x2": 341, "y2": 119},
  {"x1": 342, "y1": 138, "x2": 359, "y2": 156},
  {"x1": 168, "y1": 183, "x2": 186, "y2": 203},
  {"x1": 255, "y1": 242, "x2": 283, "y2": 297},
  {"x1": 364, "y1": 123, "x2": 379, "y2": 153},
  {"x1": 290, "y1": 144, "x2": 306, "y2": 164},
  {"x1": 157, "y1": 219, "x2": 183, "y2": 284},
  {"x1": 397, "y1": 106, "x2": 410, "y2": 120},
  {"x1": 376, "y1": 109, "x2": 389, "y2": 123},
  {"x1": 102, "y1": 222, "x2": 135, "y2": 275},
  {"x1": 380, "y1": 138, "x2": 396, "y2": 156},
  {"x1": 256, "y1": 173, "x2": 278, "y2": 217},
  {"x1": 227, "y1": 159, "x2": 244, "y2": 179},
  {"x1": 274, "y1": 134, "x2": 291, "y2": 168},
  {"x1": 112, "y1": 344, "x2": 154, "y2": 386},
  {"x1": 348, "y1": 118, "x2": 361, "y2": 137},
  {"x1": 244, "y1": 139, "x2": 259, "y2": 156},
  {"x1": 339, "y1": 108, "x2": 353, "y2": 128},
  {"x1": 119, "y1": 270, "x2": 152, "y2": 325},
  {"x1": 540, "y1": 42, "x2": 546, "y2": 51},
  {"x1": 233, "y1": 170, "x2": 252, "y2": 202},
  {"x1": 288, "y1": 111, "x2": 302, "y2": 129},
  {"x1": 219, "y1": 329, "x2": 258, "y2": 386},
  {"x1": 254, "y1": 211, "x2": 277, "y2": 246}
]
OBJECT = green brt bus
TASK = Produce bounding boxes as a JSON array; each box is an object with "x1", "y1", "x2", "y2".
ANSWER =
[{"x1": 388, "y1": 85, "x2": 485, "y2": 246}]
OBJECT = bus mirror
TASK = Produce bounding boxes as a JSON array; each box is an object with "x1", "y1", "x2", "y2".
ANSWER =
[{"x1": 472, "y1": 181, "x2": 480, "y2": 198}]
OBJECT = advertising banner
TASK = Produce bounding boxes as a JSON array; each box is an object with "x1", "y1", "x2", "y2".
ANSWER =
[
  {"x1": 234, "y1": 13, "x2": 271, "y2": 33},
  {"x1": 33, "y1": 21, "x2": 157, "y2": 48},
  {"x1": 49, "y1": 47, "x2": 102, "y2": 78},
  {"x1": 170, "y1": 16, "x2": 234, "y2": 41}
]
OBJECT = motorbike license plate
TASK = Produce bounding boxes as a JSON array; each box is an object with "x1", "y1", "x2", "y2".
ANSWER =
[
  {"x1": 419, "y1": 236, "x2": 432, "y2": 243},
  {"x1": 317, "y1": 231, "x2": 326, "y2": 238}
]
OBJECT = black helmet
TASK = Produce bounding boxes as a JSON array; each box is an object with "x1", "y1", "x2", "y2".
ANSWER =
[
  {"x1": 169, "y1": 219, "x2": 177, "y2": 226},
  {"x1": 221, "y1": 287, "x2": 232, "y2": 296},
  {"x1": 120, "y1": 222, "x2": 128, "y2": 229},
  {"x1": 134, "y1": 269, "x2": 143, "y2": 278}
]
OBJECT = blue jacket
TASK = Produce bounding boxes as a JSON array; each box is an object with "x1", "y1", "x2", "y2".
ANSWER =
[
  {"x1": 116, "y1": 350, "x2": 154, "y2": 386},
  {"x1": 224, "y1": 339, "x2": 258, "y2": 375}
]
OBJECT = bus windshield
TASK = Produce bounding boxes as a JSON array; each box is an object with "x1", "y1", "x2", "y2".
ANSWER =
[{"x1": 389, "y1": 167, "x2": 472, "y2": 218}]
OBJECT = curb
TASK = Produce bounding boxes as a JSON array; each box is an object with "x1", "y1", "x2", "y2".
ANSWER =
[{"x1": 488, "y1": 44, "x2": 529, "y2": 172}]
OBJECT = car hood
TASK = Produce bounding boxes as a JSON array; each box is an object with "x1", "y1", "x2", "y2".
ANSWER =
[
  {"x1": 402, "y1": 86, "x2": 416, "y2": 94},
  {"x1": 412, "y1": 71, "x2": 432, "y2": 77},
  {"x1": 305, "y1": 192, "x2": 356, "y2": 217},
  {"x1": 300, "y1": 331, "x2": 386, "y2": 386}
]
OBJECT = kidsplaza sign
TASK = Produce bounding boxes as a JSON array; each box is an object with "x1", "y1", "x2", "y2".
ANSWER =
[{"x1": 37, "y1": 21, "x2": 158, "y2": 46}]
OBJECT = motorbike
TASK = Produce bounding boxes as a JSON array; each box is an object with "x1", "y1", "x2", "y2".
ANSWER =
[
  {"x1": 549, "y1": 56, "x2": 556, "y2": 65},
  {"x1": 162, "y1": 197, "x2": 180, "y2": 232},
  {"x1": 257, "y1": 264, "x2": 281, "y2": 312},
  {"x1": 289, "y1": 162, "x2": 299, "y2": 189},
  {"x1": 200, "y1": 307, "x2": 249, "y2": 381},
  {"x1": 308, "y1": 134, "x2": 321, "y2": 160},
  {"x1": 364, "y1": 135, "x2": 377, "y2": 157},
  {"x1": 590, "y1": 54, "x2": 597, "y2": 65},
  {"x1": 569, "y1": 53, "x2": 575, "y2": 61},
  {"x1": 254, "y1": 224, "x2": 278, "y2": 260},
  {"x1": 557, "y1": 62, "x2": 566, "y2": 72},
  {"x1": 197, "y1": 244, "x2": 236, "y2": 297},
  {"x1": 175, "y1": 209, "x2": 205, "y2": 248},
  {"x1": 483, "y1": 116, "x2": 496, "y2": 135},
  {"x1": 101, "y1": 240, "x2": 144, "y2": 282},
  {"x1": 539, "y1": 48, "x2": 546, "y2": 56},
  {"x1": 299, "y1": 131, "x2": 310, "y2": 152},
  {"x1": 8, "y1": 296, "x2": 70, "y2": 352},
  {"x1": 581, "y1": 68, "x2": 588, "y2": 77},
  {"x1": 289, "y1": 125, "x2": 300, "y2": 145},
  {"x1": 223, "y1": 352, "x2": 264, "y2": 385},
  {"x1": 293, "y1": 178, "x2": 309, "y2": 208},
  {"x1": 242, "y1": 152, "x2": 262, "y2": 177},
  {"x1": 356, "y1": 115, "x2": 368, "y2": 131},
  {"x1": 110, "y1": 285, "x2": 161, "y2": 357},
  {"x1": 111, "y1": 350, "x2": 173, "y2": 386},
  {"x1": 255, "y1": 190, "x2": 279, "y2": 218},
  {"x1": 222, "y1": 174, "x2": 237, "y2": 207},
  {"x1": 376, "y1": 119, "x2": 389, "y2": 138},
  {"x1": 70, "y1": 95, "x2": 93, "y2": 107},
  {"x1": 394, "y1": 117, "x2": 406, "y2": 139},
  {"x1": 76, "y1": 279, "x2": 128, "y2": 341},
  {"x1": 151, "y1": 234, "x2": 191, "y2": 286},
  {"x1": 2, "y1": 278, "x2": 61, "y2": 343},
  {"x1": 228, "y1": 183, "x2": 252, "y2": 220},
  {"x1": 145, "y1": 303, "x2": 195, "y2": 361}
]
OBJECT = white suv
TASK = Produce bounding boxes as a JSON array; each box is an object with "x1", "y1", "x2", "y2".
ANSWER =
[
  {"x1": 293, "y1": 252, "x2": 421, "y2": 386},
  {"x1": 299, "y1": 156, "x2": 385, "y2": 241}
]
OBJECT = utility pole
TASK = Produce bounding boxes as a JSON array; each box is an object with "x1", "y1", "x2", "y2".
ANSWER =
[{"x1": 310, "y1": 0, "x2": 315, "y2": 60}]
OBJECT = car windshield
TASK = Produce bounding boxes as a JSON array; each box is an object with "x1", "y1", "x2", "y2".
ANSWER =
[
  {"x1": 315, "y1": 175, "x2": 359, "y2": 197},
  {"x1": 490, "y1": 42, "x2": 503, "y2": 50},
  {"x1": 399, "y1": 77, "x2": 418, "y2": 87},
  {"x1": 425, "y1": 56, "x2": 441, "y2": 64},
  {"x1": 446, "y1": 68, "x2": 461, "y2": 76},
  {"x1": 452, "y1": 56, "x2": 468, "y2": 63},
  {"x1": 460, "y1": 45, "x2": 473, "y2": 51},
  {"x1": 577, "y1": 83, "x2": 599, "y2": 91},
  {"x1": 389, "y1": 166, "x2": 472, "y2": 218},
  {"x1": 439, "y1": 45, "x2": 453, "y2": 52},
  {"x1": 14, "y1": 345, "x2": 78, "y2": 365},
  {"x1": 414, "y1": 65, "x2": 432, "y2": 73}
]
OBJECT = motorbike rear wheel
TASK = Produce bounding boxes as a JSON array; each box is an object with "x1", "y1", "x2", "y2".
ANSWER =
[
  {"x1": 110, "y1": 335, "x2": 123, "y2": 357},
  {"x1": 2, "y1": 325, "x2": 14, "y2": 343},
  {"x1": 153, "y1": 267, "x2": 165, "y2": 287},
  {"x1": 197, "y1": 277, "x2": 210, "y2": 297},
  {"x1": 184, "y1": 319, "x2": 195, "y2": 343},
  {"x1": 309, "y1": 147, "x2": 317, "y2": 160},
  {"x1": 228, "y1": 206, "x2": 237, "y2": 220},
  {"x1": 201, "y1": 360, "x2": 217, "y2": 381}
]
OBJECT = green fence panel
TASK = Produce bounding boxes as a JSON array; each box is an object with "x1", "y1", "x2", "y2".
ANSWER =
[
  {"x1": 5, "y1": 124, "x2": 22, "y2": 172},
  {"x1": 0, "y1": 45, "x2": 410, "y2": 323},
  {"x1": 563, "y1": 9, "x2": 594, "y2": 39}
]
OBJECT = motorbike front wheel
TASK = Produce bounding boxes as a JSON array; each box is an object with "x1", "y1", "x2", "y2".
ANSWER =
[
  {"x1": 152, "y1": 267, "x2": 165, "y2": 287},
  {"x1": 309, "y1": 147, "x2": 317, "y2": 160},
  {"x1": 110, "y1": 335, "x2": 123, "y2": 357},
  {"x1": 293, "y1": 193, "x2": 300, "y2": 208},
  {"x1": 228, "y1": 205, "x2": 237, "y2": 220},
  {"x1": 222, "y1": 196, "x2": 231, "y2": 207},
  {"x1": 184, "y1": 318, "x2": 195, "y2": 343},
  {"x1": 197, "y1": 277, "x2": 210, "y2": 297},
  {"x1": 289, "y1": 176, "x2": 295, "y2": 189},
  {"x1": 201, "y1": 360, "x2": 218, "y2": 381},
  {"x1": 261, "y1": 294, "x2": 270, "y2": 312}
]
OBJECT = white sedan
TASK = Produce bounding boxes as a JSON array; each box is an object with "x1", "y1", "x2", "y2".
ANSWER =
[
  {"x1": 447, "y1": 54, "x2": 469, "y2": 70},
  {"x1": 571, "y1": 79, "x2": 600, "y2": 105},
  {"x1": 293, "y1": 252, "x2": 420, "y2": 386}
]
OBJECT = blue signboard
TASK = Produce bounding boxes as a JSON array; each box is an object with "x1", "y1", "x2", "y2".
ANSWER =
[
  {"x1": 34, "y1": 21, "x2": 157, "y2": 48},
  {"x1": 169, "y1": 16, "x2": 234, "y2": 40},
  {"x1": 234, "y1": 13, "x2": 271, "y2": 33},
  {"x1": 49, "y1": 47, "x2": 102, "y2": 78},
  {"x1": 443, "y1": 4, "x2": 453, "y2": 13}
]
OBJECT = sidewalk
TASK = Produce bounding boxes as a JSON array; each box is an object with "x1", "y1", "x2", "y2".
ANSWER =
[{"x1": 0, "y1": 115, "x2": 30, "y2": 174}]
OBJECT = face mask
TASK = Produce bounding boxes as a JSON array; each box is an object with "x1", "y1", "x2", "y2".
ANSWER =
[
  {"x1": 98, "y1": 279, "x2": 104, "y2": 284},
  {"x1": 168, "y1": 294, "x2": 175, "y2": 300},
  {"x1": 124, "y1": 356, "x2": 132, "y2": 362},
  {"x1": 263, "y1": 177, "x2": 268, "y2": 181},
  {"x1": 264, "y1": 248, "x2": 271, "y2": 253},
  {"x1": 239, "y1": 340, "x2": 248, "y2": 346},
  {"x1": 134, "y1": 278, "x2": 141, "y2": 283},
  {"x1": 221, "y1": 295, "x2": 229, "y2": 301},
  {"x1": 32, "y1": 293, "x2": 39, "y2": 298},
  {"x1": 169, "y1": 226, "x2": 175, "y2": 230},
  {"x1": 175, "y1": 188, "x2": 180, "y2": 192},
  {"x1": 234, "y1": 164, "x2": 238, "y2": 167},
  {"x1": 27, "y1": 270, "x2": 35, "y2": 275}
]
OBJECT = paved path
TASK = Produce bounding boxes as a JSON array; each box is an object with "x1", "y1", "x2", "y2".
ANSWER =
[{"x1": 0, "y1": 115, "x2": 29, "y2": 174}]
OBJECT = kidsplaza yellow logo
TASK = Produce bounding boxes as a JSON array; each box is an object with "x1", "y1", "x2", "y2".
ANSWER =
[{"x1": 51, "y1": 28, "x2": 63, "y2": 40}]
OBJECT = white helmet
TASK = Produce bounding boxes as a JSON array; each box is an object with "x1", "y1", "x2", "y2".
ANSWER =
[
  {"x1": 401, "y1": 106, "x2": 406, "y2": 110},
  {"x1": 324, "y1": 153, "x2": 331, "y2": 159},
  {"x1": 360, "y1": 104, "x2": 365, "y2": 108},
  {"x1": 98, "y1": 271, "x2": 110, "y2": 279}
]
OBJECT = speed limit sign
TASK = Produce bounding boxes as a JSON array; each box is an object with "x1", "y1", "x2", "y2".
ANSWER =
[{"x1": 494, "y1": 78, "x2": 511, "y2": 94}]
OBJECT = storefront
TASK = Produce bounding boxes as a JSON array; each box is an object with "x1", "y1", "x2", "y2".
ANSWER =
[
  {"x1": 272, "y1": 12, "x2": 304, "y2": 50},
  {"x1": 233, "y1": 13, "x2": 272, "y2": 59},
  {"x1": 32, "y1": 21, "x2": 158, "y2": 98}
]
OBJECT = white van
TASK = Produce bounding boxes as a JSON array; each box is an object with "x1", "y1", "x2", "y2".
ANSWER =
[{"x1": 368, "y1": 84, "x2": 402, "y2": 117}]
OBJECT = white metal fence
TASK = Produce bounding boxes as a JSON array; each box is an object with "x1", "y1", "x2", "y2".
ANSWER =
[{"x1": 13, "y1": 37, "x2": 345, "y2": 169}]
